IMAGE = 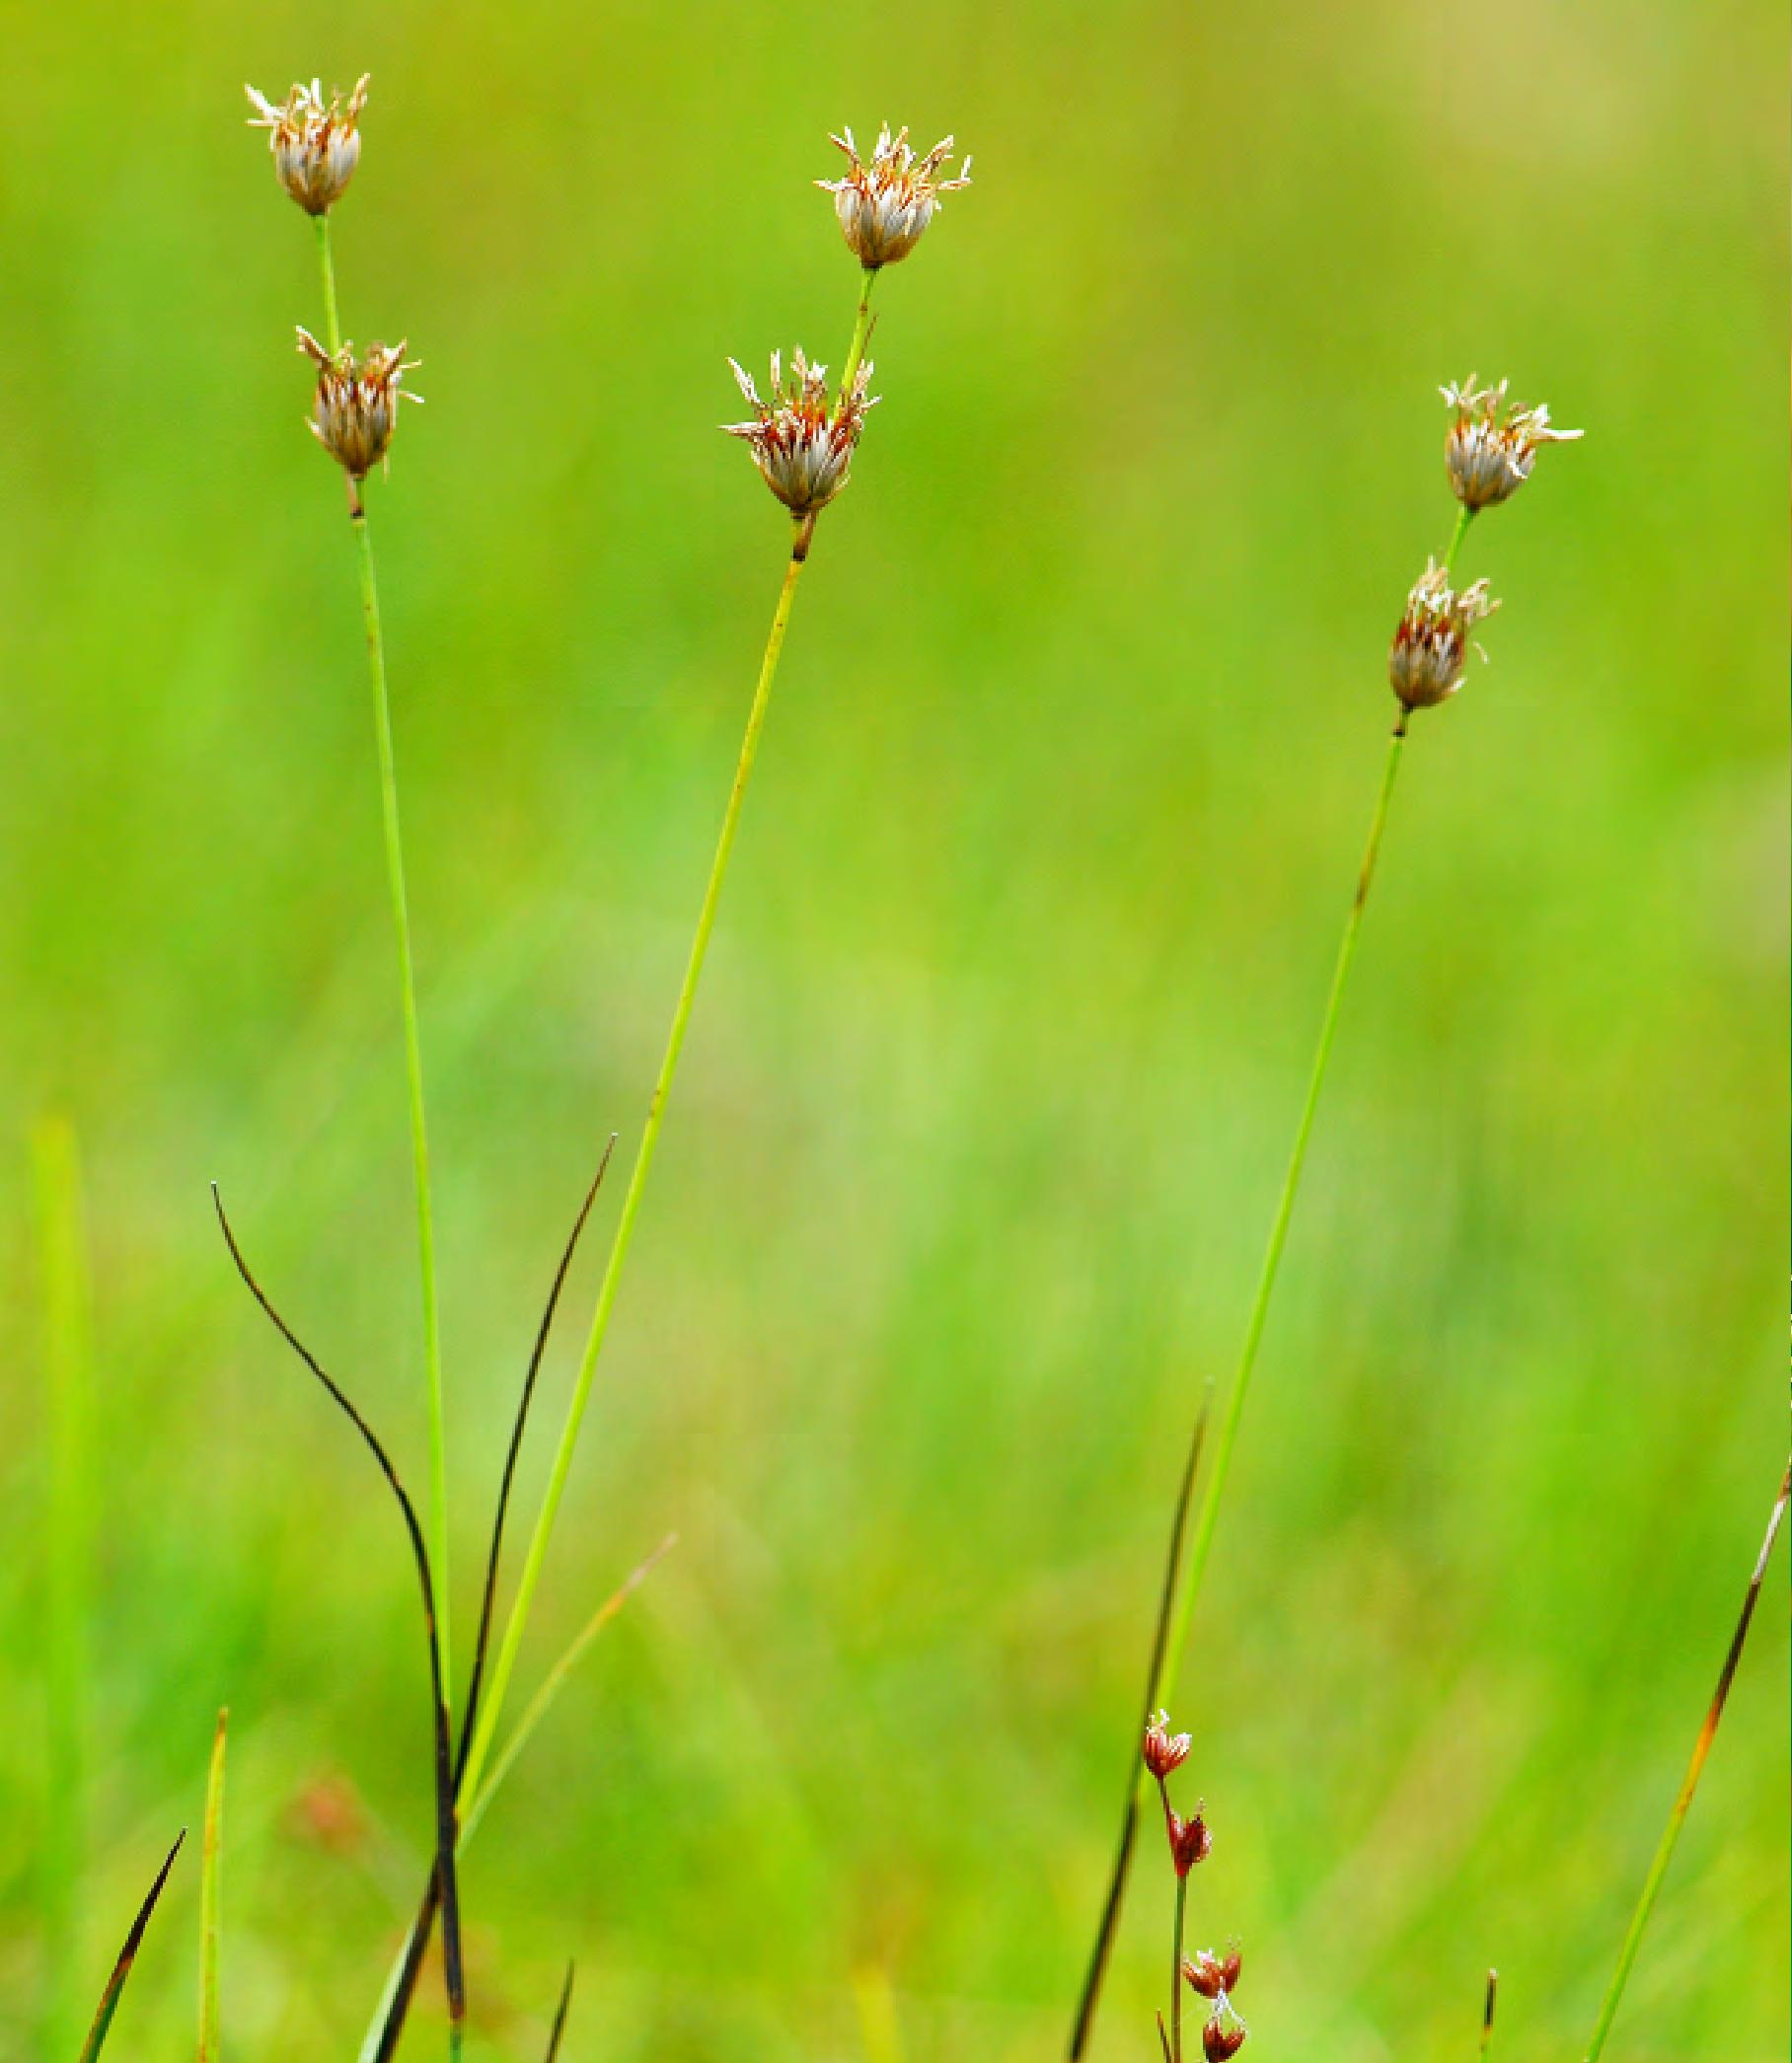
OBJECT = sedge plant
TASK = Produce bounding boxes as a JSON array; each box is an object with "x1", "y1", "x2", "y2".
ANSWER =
[{"x1": 1067, "y1": 376, "x2": 1584, "y2": 2056}]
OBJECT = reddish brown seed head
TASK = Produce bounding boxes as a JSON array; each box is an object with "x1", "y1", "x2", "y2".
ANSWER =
[
  {"x1": 1182, "y1": 1947, "x2": 1243, "y2": 1999},
  {"x1": 1166, "y1": 1806, "x2": 1213, "y2": 1878},
  {"x1": 1202, "y1": 2016, "x2": 1247, "y2": 2061},
  {"x1": 1143, "y1": 1709, "x2": 1192, "y2": 1781}
]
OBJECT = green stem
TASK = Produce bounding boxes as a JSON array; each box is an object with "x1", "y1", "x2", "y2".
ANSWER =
[
  {"x1": 319, "y1": 213, "x2": 452, "y2": 1692},
  {"x1": 350, "y1": 500, "x2": 451, "y2": 1692},
  {"x1": 1581, "y1": 1462, "x2": 1789, "y2": 2063},
  {"x1": 839, "y1": 268, "x2": 878, "y2": 402},
  {"x1": 1160, "y1": 711, "x2": 1407, "y2": 1693},
  {"x1": 1168, "y1": 1874, "x2": 1189, "y2": 2063},
  {"x1": 315, "y1": 214, "x2": 342, "y2": 354},
  {"x1": 459, "y1": 515, "x2": 816, "y2": 1805},
  {"x1": 1443, "y1": 503, "x2": 1474, "y2": 578}
]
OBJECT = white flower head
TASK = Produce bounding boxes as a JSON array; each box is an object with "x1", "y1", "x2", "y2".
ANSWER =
[
  {"x1": 245, "y1": 76, "x2": 369, "y2": 216},
  {"x1": 1388, "y1": 559, "x2": 1500, "y2": 710},
  {"x1": 296, "y1": 327, "x2": 422, "y2": 488},
  {"x1": 1441, "y1": 374, "x2": 1582, "y2": 511},
  {"x1": 723, "y1": 349, "x2": 876, "y2": 518},
  {"x1": 817, "y1": 123, "x2": 971, "y2": 268}
]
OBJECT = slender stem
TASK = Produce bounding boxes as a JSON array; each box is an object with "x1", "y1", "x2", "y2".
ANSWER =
[
  {"x1": 840, "y1": 268, "x2": 878, "y2": 401},
  {"x1": 1581, "y1": 1461, "x2": 1790, "y2": 2063},
  {"x1": 1168, "y1": 1874, "x2": 1189, "y2": 2063},
  {"x1": 460, "y1": 515, "x2": 816, "y2": 1805},
  {"x1": 350, "y1": 493, "x2": 451, "y2": 1695},
  {"x1": 1443, "y1": 503, "x2": 1474, "y2": 578},
  {"x1": 319, "y1": 213, "x2": 452, "y2": 1691},
  {"x1": 1478, "y1": 1969, "x2": 1498, "y2": 2060},
  {"x1": 315, "y1": 214, "x2": 342, "y2": 354},
  {"x1": 1066, "y1": 713, "x2": 1411, "y2": 2061}
]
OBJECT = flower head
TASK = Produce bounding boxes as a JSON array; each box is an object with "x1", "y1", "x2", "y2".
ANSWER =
[
  {"x1": 1143, "y1": 1710, "x2": 1192, "y2": 1781},
  {"x1": 1441, "y1": 375, "x2": 1582, "y2": 512},
  {"x1": 818, "y1": 124, "x2": 971, "y2": 268},
  {"x1": 297, "y1": 329, "x2": 421, "y2": 488},
  {"x1": 1202, "y1": 2001, "x2": 1248, "y2": 2062},
  {"x1": 246, "y1": 76, "x2": 369, "y2": 215},
  {"x1": 1387, "y1": 560, "x2": 1500, "y2": 710},
  {"x1": 1166, "y1": 1805, "x2": 1213, "y2": 1878},
  {"x1": 724, "y1": 349, "x2": 875, "y2": 518},
  {"x1": 1182, "y1": 1947, "x2": 1243, "y2": 2000}
]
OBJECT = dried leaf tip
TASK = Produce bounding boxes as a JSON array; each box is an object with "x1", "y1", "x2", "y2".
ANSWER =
[
  {"x1": 245, "y1": 75, "x2": 369, "y2": 215},
  {"x1": 1388, "y1": 558, "x2": 1500, "y2": 711},
  {"x1": 818, "y1": 122, "x2": 972, "y2": 268},
  {"x1": 1442, "y1": 374, "x2": 1582, "y2": 511},
  {"x1": 723, "y1": 349, "x2": 876, "y2": 517},
  {"x1": 296, "y1": 328, "x2": 422, "y2": 489}
]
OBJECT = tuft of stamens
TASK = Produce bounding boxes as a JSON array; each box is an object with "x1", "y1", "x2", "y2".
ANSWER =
[
  {"x1": 245, "y1": 76, "x2": 370, "y2": 216},
  {"x1": 723, "y1": 349, "x2": 877, "y2": 517},
  {"x1": 1441, "y1": 374, "x2": 1582, "y2": 512},
  {"x1": 1387, "y1": 559, "x2": 1500, "y2": 710},
  {"x1": 296, "y1": 328, "x2": 422, "y2": 486},
  {"x1": 817, "y1": 122, "x2": 972, "y2": 269}
]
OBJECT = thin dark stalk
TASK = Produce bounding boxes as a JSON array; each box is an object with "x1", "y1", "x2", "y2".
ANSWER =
[
  {"x1": 77, "y1": 1831, "x2": 184, "y2": 2063},
  {"x1": 1066, "y1": 1386, "x2": 1212, "y2": 2060},
  {"x1": 372, "y1": 1151, "x2": 618, "y2": 2063},
  {"x1": 544, "y1": 1964, "x2": 576, "y2": 2062},
  {"x1": 1478, "y1": 1969, "x2": 1498, "y2": 2059},
  {"x1": 212, "y1": 1188, "x2": 465, "y2": 2052},
  {"x1": 1580, "y1": 1458, "x2": 1790, "y2": 2062}
]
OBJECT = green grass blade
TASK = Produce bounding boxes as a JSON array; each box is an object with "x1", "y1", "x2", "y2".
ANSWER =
[
  {"x1": 543, "y1": 1964, "x2": 575, "y2": 2062},
  {"x1": 78, "y1": 1831, "x2": 184, "y2": 2063},
  {"x1": 35, "y1": 1116, "x2": 94, "y2": 2057},
  {"x1": 197, "y1": 1709, "x2": 228, "y2": 2062}
]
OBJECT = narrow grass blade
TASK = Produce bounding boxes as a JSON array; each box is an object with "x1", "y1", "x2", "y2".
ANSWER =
[
  {"x1": 197, "y1": 1709, "x2": 228, "y2": 2063},
  {"x1": 461, "y1": 1532, "x2": 677, "y2": 1844},
  {"x1": 35, "y1": 1116, "x2": 94, "y2": 2057},
  {"x1": 1478, "y1": 1968, "x2": 1497, "y2": 2059},
  {"x1": 212, "y1": 1188, "x2": 465, "y2": 2053},
  {"x1": 1067, "y1": 1384, "x2": 1213, "y2": 2059},
  {"x1": 365, "y1": 1152, "x2": 618, "y2": 2063},
  {"x1": 1581, "y1": 1458, "x2": 1790, "y2": 2062},
  {"x1": 78, "y1": 1831, "x2": 184, "y2": 2063},
  {"x1": 543, "y1": 1964, "x2": 575, "y2": 2062}
]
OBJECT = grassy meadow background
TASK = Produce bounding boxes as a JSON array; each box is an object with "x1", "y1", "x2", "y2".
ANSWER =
[{"x1": 2, "y1": 0, "x2": 1786, "y2": 2056}]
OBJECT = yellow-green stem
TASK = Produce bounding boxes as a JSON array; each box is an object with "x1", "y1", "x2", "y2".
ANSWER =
[
  {"x1": 1168, "y1": 1874, "x2": 1189, "y2": 2063},
  {"x1": 1580, "y1": 1463, "x2": 1789, "y2": 2063},
  {"x1": 460, "y1": 516, "x2": 815, "y2": 1804},
  {"x1": 321, "y1": 214, "x2": 451, "y2": 1690},
  {"x1": 839, "y1": 268, "x2": 878, "y2": 402}
]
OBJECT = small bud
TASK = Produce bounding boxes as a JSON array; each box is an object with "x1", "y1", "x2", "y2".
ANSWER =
[
  {"x1": 1143, "y1": 1710, "x2": 1192, "y2": 1780},
  {"x1": 1166, "y1": 1806, "x2": 1213, "y2": 1878},
  {"x1": 246, "y1": 77, "x2": 369, "y2": 216},
  {"x1": 1182, "y1": 1947, "x2": 1242, "y2": 1999},
  {"x1": 1441, "y1": 374, "x2": 1582, "y2": 512},
  {"x1": 818, "y1": 123, "x2": 971, "y2": 269},
  {"x1": 1202, "y1": 2004, "x2": 1248, "y2": 2062},
  {"x1": 1387, "y1": 560, "x2": 1499, "y2": 711},
  {"x1": 296, "y1": 329, "x2": 422, "y2": 488},
  {"x1": 723, "y1": 349, "x2": 876, "y2": 518}
]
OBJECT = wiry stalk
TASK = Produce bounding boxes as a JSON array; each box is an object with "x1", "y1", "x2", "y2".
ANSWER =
[
  {"x1": 1067, "y1": 510, "x2": 1478, "y2": 2059},
  {"x1": 1580, "y1": 1460, "x2": 1790, "y2": 2063},
  {"x1": 77, "y1": 1832, "x2": 184, "y2": 2063},
  {"x1": 1168, "y1": 1874, "x2": 1189, "y2": 2063},
  {"x1": 460, "y1": 509, "x2": 816, "y2": 1805},
  {"x1": 317, "y1": 213, "x2": 451, "y2": 1689}
]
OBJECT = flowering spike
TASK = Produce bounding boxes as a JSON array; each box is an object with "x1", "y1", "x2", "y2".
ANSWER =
[
  {"x1": 1182, "y1": 1947, "x2": 1243, "y2": 1999},
  {"x1": 245, "y1": 75, "x2": 369, "y2": 215},
  {"x1": 1202, "y1": 2001, "x2": 1248, "y2": 2062},
  {"x1": 1387, "y1": 559, "x2": 1500, "y2": 710},
  {"x1": 1143, "y1": 1710, "x2": 1192, "y2": 1780},
  {"x1": 1441, "y1": 374, "x2": 1582, "y2": 511},
  {"x1": 1166, "y1": 1805, "x2": 1213, "y2": 1878},
  {"x1": 722, "y1": 348, "x2": 876, "y2": 518},
  {"x1": 296, "y1": 328, "x2": 422, "y2": 490},
  {"x1": 818, "y1": 121, "x2": 972, "y2": 268}
]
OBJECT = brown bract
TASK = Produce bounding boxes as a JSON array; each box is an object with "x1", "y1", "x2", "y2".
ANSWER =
[
  {"x1": 818, "y1": 123, "x2": 972, "y2": 268},
  {"x1": 246, "y1": 75, "x2": 369, "y2": 216}
]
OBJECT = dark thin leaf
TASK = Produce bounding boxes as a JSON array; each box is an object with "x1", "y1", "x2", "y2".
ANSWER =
[
  {"x1": 77, "y1": 1831, "x2": 184, "y2": 2063},
  {"x1": 544, "y1": 1963, "x2": 576, "y2": 2061},
  {"x1": 212, "y1": 1188, "x2": 465, "y2": 2048}
]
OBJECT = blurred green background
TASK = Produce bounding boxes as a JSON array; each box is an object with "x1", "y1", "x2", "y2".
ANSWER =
[{"x1": 1, "y1": 0, "x2": 1785, "y2": 2057}]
